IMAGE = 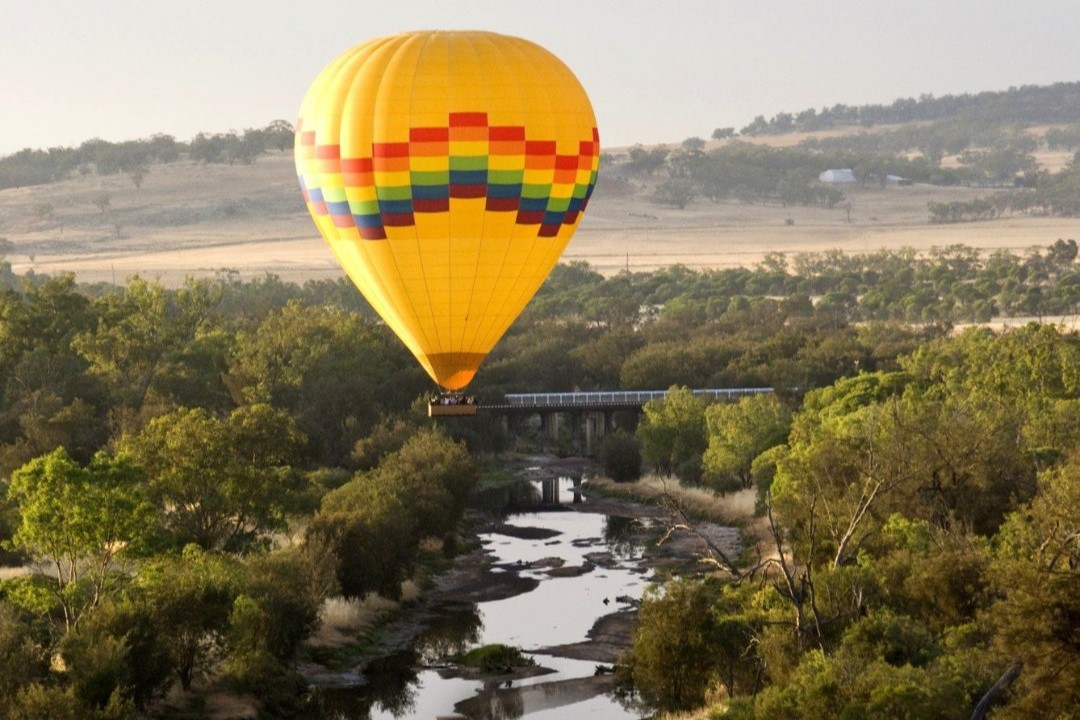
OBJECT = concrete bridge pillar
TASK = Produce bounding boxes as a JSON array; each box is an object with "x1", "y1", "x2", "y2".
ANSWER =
[
  {"x1": 584, "y1": 410, "x2": 610, "y2": 456},
  {"x1": 541, "y1": 477, "x2": 560, "y2": 505},
  {"x1": 541, "y1": 411, "x2": 560, "y2": 447}
]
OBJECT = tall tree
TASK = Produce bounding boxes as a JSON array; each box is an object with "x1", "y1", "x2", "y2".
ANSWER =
[
  {"x1": 702, "y1": 393, "x2": 791, "y2": 493},
  {"x1": 636, "y1": 386, "x2": 710, "y2": 481},
  {"x1": 121, "y1": 404, "x2": 305, "y2": 552},
  {"x1": 7, "y1": 448, "x2": 154, "y2": 629}
]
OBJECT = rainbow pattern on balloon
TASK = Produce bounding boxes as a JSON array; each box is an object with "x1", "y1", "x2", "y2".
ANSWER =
[{"x1": 297, "y1": 113, "x2": 599, "y2": 241}]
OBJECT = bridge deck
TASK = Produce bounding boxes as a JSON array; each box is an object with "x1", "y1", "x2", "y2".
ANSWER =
[{"x1": 481, "y1": 387, "x2": 773, "y2": 412}]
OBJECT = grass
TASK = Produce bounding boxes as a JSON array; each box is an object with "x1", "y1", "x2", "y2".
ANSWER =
[
  {"x1": 307, "y1": 593, "x2": 401, "y2": 655},
  {"x1": 589, "y1": 474, "x2": 756, "y2": 526},
  {"x1": 0, "y1": 566, "x2": 31, "y2": 581},
  {"x1": 456, "y1": 644, "x2": 535, "y2": 674}
]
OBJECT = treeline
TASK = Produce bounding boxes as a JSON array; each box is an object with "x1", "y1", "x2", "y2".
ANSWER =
[
  {"x1": 616, "y1": 141, "x2": 934, "y2": 210},
  {"x1": 613, "y1": 137, "x2": 1067, "y2": 211},
  {"x1": 619, "y1": 322, "x2": 1080, "y2": 719},
  {"x1": 738, "y1": 81, "x2": 1080, "y2": 135},
  {"x1": 930, "y1": 162, "x2": 1080, "y2": 221},
  {"x1": 518, "y1": 241, "x2": 1078, "y2": 333},
  {"x1": 800, "y1": 117, "x2": 1041, "y2": 159},
  {"x1": 0, "y1": 120, "x2": 295, "y2": 191}
]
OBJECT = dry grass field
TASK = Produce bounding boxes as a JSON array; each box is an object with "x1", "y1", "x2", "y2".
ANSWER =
[{"x1": 1, "y1": 145, "x2": 1077, "y2": 286}]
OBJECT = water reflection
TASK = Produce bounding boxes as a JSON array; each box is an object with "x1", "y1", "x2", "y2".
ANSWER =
[
  {"x1": 305, "y1": 477, "x2": 647, "y2": 719},
  {"x1": 308, "y1": 651, "x2": 417, "y2": 719},
  {"x1": 306, "y1": 604, "x2": 484, "y2": 720},
  {"x1": 472, "y1": 476, "x2": 586, "y2": 517},
  {"x1": 603, "y1": 515, "x2": 646, "y2": 559},
  {"x1": 455, "y1": 681, "x2": 526, "y2": 720},
  {"x1": 414, "y1": 602, "x2": 482, "y2": 665}
]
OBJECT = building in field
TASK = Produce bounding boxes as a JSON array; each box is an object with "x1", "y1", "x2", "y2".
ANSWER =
[{"x1": 819, "y1": 168, "x2": 857, "y2": 183}]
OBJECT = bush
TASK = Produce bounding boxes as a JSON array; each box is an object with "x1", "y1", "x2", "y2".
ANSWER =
[
  {"x1": 601, "y1": 431, "x2": 642, "y2": 482},
  {"x1": 458, "y1": 644, "x2": 535, "y2": 674}
]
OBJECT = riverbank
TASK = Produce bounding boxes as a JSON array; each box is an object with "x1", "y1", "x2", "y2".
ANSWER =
[{"x1": 299, "y1": 457, "x2": 750, "y2": 717}]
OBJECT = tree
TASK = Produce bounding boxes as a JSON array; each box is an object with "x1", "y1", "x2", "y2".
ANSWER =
[
  {"x1": 134, "y1": 545, "x2": 241, "y2": 691},
  {"x1": 73, "y1": 276, "x2": 223, "y2": 420},
  {"x1": 987, "y1": 457, "x2": 1080, "y2": 719},
  {"x1": 625, "y1": 144, "x2": 670, "y2": 176},
  {"x1": 712, "y1": 127, "x2": 735, "y2": 140},
  {"x1": 32, "y1": 203, "x2": 53, "y2": 222},
  {"x1": 91, "y1": 192, "x2": 110, "y2": 213},
  {"x1": 307, "y1": 476, "x2": 420, "y2": 599},
  {"x1": 227, "y1": 302, "x2": 424, "y2": 465},
  {"x1": 351, "y1": 415, "x2": 417, "y2": 470},
  {"x1": 125, "y1": 164, "x2": 148, "y2": 189},
  {"x1": 653, "y1": 178, "x2": 696, "y2": 209},
  {"x1": 600, "y1": 430, "x2": 643, "y2": 482},
  {"x1": 263, "y1": 120, "x2": 295, "y2": 152},
  {"x1": 702, "y1": 393, "x2": 791, "y2": 493},
  {"x1": 682, "y1": 136, "x2": 706, "y2": 152},
  {"x1": 122, "y1": 404, "x2": 306, "y2": 552},
  {"x1": 630, "y1": 578, "x2": 760, "y2": 712},
  {"x1": 0, "y1": 602, "x2": 47, "y2": 700},
  {"x1": 6, "y1": 448, "x2": 155, "y2": 630},
  {"x1": 636, "y1": 386, "x2": 710, "y2": 481},
  {"x1": 309, "y1": 429, "x2": 475, "y2": 599},
  {"x1": 222, "y1": 546, "x2": 333, "y2": 712},
  {"x1": 367, "y1": 429, "x2": 477, "y2": 538}
]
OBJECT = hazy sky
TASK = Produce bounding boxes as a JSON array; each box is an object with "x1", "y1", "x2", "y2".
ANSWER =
[{"x1": 3, "y1": 1, "x2": 1078, "y2": 156}]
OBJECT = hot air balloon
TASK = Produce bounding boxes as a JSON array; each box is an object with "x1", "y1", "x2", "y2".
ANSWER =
[{"x1": 295, "y1": 31, "x2": 599, "y2": 415}]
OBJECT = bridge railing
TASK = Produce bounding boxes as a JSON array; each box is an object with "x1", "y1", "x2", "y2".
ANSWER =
[{"x1": 496, "y1": 387, "x2": 773, "y2": 408}]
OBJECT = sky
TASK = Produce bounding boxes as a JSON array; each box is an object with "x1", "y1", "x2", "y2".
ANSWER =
[{"x1": 2, "y1": 0, "x2": 1079, "y2": 156}]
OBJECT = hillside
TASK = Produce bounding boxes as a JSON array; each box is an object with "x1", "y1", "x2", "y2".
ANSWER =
[{"x1": 2, "y1": 97, "x2": 1079, "y2": 285}]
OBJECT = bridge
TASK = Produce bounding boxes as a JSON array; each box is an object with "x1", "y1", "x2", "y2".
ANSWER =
[
  {"x1": 478, "y1": 387, "x2": 775, "y2": 455},
  {"x1": 481, "y1": 387, "x2": 773, "y2": 413}
]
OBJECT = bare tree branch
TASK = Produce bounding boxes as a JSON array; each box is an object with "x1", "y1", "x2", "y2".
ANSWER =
[{"x1": 970, "y1": 662, "x2": 1022, "y2": 720}]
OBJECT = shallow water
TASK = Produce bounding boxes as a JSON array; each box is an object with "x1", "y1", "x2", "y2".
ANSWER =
[{"x1": 308, "y1": 478, "x2": 650, "y2": 720}]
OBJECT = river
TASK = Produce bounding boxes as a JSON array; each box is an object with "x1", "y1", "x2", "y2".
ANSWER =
[{"x1": 305, "y1": 476, "x2": 658, "y2": 720}]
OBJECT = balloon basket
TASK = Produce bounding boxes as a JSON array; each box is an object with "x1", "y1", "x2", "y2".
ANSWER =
[{"x1": 428, "y1": 394, "x2": 478, "y2": 417}]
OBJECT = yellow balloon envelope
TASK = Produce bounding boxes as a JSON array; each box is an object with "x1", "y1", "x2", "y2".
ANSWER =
[{"x1": 295, "y1": 31, "x2": 599, "y2": 390}]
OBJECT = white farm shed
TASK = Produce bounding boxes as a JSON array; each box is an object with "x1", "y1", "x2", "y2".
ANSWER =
[{"x1": 819, "y1": 168, "x2": 856, "y2": 183}]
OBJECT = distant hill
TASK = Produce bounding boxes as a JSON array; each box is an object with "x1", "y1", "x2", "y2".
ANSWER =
[
  {"x1": 1, "y1": 81, "x2": 1078, "y2": 285},
  {"x1": 737, "y1": 81, "x2": 1080, "y2": 136}
]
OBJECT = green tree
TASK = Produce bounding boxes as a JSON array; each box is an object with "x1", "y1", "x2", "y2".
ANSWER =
[
  {"x1": 227, "y1": 301, "x2": 423, "y2": 465},
  {"x1": 366, "y1": 429, "x2": 477, "y2": 539},
  {"x1": 987, "y1": 457, "x2": 1080, "y2": 718},
  {"x1": 636, "y1": 386, "x2": 709, "y2": 481},
  {"x1": 222, "y1": 547, "x2": 333, "y2": 712},
  {"x1": 263, "y1": 119, "x2": 294, "y2": 152},
  {"x1": 653, "y1": 178, "x2": 696, "y2": 209},
  {"x1": 7, "y1": 448, "x2": 154, "y2": 629},
  {"x1": 122, "y1": 404, "x2": 305, "y2": 552},
  {"x1": 307, "y1": 476, "x2": 419, "y2": 599},
  {"x1": 133, "y1": 545, "x2": 242, "y2": 691},
  {"x1": 73, "y1": 276, "x2": 222, "y2": 422},
  {"x1": 69, "y1": 598, "x2": 174, "y2": 711},
  {"x1": 91, "y1": 192, "x2": 110, "y2": 213},
  {"x1": 625, "y1": 144, "x2": 669, "y2": 176},
  {"x1": 702, "y1": 393, "x2": 791, "y2": 493},
  {"x1": 0, "y1": 602, "x2": 47, "y2": 700},
  {"x1": 631, "y1": 578, "x2": 735, "y2": 712},
  {"x1": 309, "y1": 429, "x2": 475, "y2": 599}
]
